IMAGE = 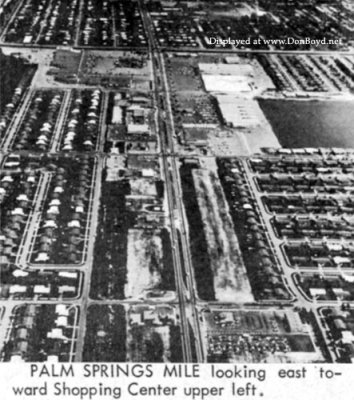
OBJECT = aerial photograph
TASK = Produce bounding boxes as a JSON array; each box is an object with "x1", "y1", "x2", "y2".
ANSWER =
[{"x1": 0, "y1": 0, "x2": 354, "y2": 364}]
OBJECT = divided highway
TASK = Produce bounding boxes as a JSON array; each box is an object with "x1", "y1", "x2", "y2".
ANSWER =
[{"x1": 139, "y1": 0, "x2": 204, "y2": 363}]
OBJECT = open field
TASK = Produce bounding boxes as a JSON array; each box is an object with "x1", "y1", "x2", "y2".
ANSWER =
[
  {"x1": 125, "y1": 229, "x2": 171, "y2": 300},
  {"x1": 193, "y1": 169, "x2": 253, "y2": 303}
]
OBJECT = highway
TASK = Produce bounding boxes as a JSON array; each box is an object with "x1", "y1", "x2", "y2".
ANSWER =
[
  {"x1": 140, "y1": 5, "x2": 191, "y2": 362},
  {"x1": 139, "y1": 0, "x2": 204, "y2": 363},
  {"x1": 137, "y1": 0, "x2": 346, "y2": 364},
  {"x1": 1, "y1": 1, "x2": 352, "y2": 364}
]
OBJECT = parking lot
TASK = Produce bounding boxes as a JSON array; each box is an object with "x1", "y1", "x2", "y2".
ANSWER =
[{"x1": 201, "y1": 308, "x2": 323, "y2": 363}]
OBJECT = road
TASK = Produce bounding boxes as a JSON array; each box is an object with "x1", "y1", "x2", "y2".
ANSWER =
[
  {"x1": 97, "y1": 91, "x2": 108, "y2": 152},
  {"x1": 16, "y1": 171, "x2": 52, "y2": 268},
  {"x1": 73, "y1": 155, "x2": 104, "y2": 361},
  {"x1": 74, "y1": 0, "x2": 84, "y2": 47},
  {"x1": 141, "y1": 7, "x2": 191, "y2": 362},
  {"x1": 0, "y1": 148, "x2": 102, "y2": 360},
  {"x1": 239, "y1": 158, "x2": 354, "y2": 362},
  {"x1": 139, "y1": 0, "x2": 204, "y2": 363},
  {"x1": 50, "y1": 89, "x2": 72, "y2": 152},
  {"x1": 1, "y1": 1, "x2": 350, "y2": 364}
]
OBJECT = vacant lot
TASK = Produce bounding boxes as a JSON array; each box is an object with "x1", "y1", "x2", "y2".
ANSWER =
[
  {"x1": 125, "y1": 229, "x2": 163, "y2": 299},
  {"x1": 193, "y1": 169, "x2": 253, "y2": 303}
]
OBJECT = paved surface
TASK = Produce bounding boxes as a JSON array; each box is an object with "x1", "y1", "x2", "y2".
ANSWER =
[{"x1": 1, "y1": 0, "x2": 350, "y2": 364}]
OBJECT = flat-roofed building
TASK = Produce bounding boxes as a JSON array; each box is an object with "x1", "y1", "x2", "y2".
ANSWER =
[{"x1": 216, "y1": 96, "x2": 263, "y2": 127}]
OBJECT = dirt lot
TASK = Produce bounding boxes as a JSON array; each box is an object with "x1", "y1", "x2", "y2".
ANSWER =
[{"x1": 193, "y1": 168, "x2": 253, "y2": 303}]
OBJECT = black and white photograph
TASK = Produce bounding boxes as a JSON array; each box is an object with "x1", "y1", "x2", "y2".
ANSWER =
[{"x1": 0, "y1": 0, "x2": 354, "y2": 398}]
